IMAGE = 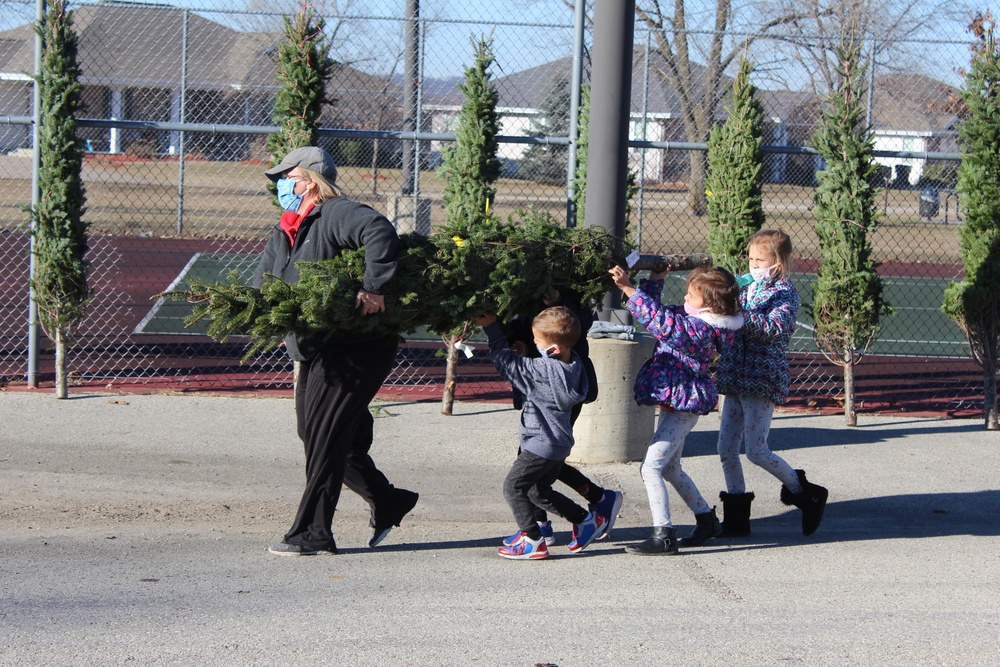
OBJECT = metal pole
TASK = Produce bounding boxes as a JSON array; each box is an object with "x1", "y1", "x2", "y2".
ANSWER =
[
  {"x1": 583, "y1": 0, "x2": 634, "y2": 239},
  {"x1": 176, "y1": 9, "x2": 188, "y2": 236},
  {"x1": 27, "y1": 0, "x2": 45, "y2": 388},
  {"x1": 401, "y1": 0, "x2": 418, "y2": 196},
  {"x1": 865, "y1": 39, "x2": 876, "y2": 131},
  {"x1": 413, "y1": 17, "x2": 425, "y2": 217},
  {"x1": 637, "y1": 29, "x2": 651, "y2": 248},
  {"x1": 583, "y1": 0, "x2": 635, "y2": 315},
  {"x1": 564, "y1": 0, "x2": 586, "y2": 227}
]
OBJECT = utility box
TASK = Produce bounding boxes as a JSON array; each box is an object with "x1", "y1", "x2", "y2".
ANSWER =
[
  {"x1": 919, "y1": 188, "x2": 940, "y2": 220},
  {"x1": 570, "y1": 336, "x2": 656, "y2": 464}
]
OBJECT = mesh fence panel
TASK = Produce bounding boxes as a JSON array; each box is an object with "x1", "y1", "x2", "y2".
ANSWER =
[{"x1": 0, "y1": 0, "x2": 982, "y2": 414}]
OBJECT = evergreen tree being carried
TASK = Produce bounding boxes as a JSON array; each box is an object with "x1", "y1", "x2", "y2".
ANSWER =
[
  {"x1": 942, "y1": 12, "x2": 1000, "y2": 430},
  {"x1": 266, "y1": 3, "x2": 334, "y2": 198},
  {"x1": 31, "y1": 0, "x2": 87, "y2": 399},
  {"x1": 706, "y1": 55, "x2": 765, "y2": 276},
  {"x1": 810, "y1": 35, "x2": 888, "y2": 427}
]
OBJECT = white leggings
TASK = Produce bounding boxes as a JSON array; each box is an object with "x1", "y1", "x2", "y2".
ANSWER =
[
  {"x1": 717, "y1": 395, "x2": 801, "y2": 494},
  {"x1": 640, "y1": 410, "x2": 712, "y2": 527}
]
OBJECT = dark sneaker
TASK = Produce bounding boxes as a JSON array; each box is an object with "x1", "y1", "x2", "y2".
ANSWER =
[
  {"x1": 370, "y1": 488, "x2": 419, "y2": 548},
  {"x1": 503, "y1": 521, "x2": 555, "y2": 547},
  {"x1": 268, "y1": 541, "x2": 336, "y2": 557},
  {"x1": 567, "y1": 511, "x2": 607, "y2": 553},
  {"x1": 591, "y1": 489, "x2": 623, "y2": 540},
  {"x1": 497, "y1": 532, "x2": 549, "y2": 560}
]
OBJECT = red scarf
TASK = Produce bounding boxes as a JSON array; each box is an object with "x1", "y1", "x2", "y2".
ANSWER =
[{"x1": 279, "y1": 204, "x2": 314, "y2": 246}]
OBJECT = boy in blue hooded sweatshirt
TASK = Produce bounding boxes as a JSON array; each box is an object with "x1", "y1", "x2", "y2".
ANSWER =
[{"x1": 475, "y1": 306, "x2": 606, "y2": 560}]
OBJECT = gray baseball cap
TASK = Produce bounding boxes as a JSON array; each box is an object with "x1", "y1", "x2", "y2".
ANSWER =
[{"x1": 265, "y1": 146, "x2": 338, "y2": 183}]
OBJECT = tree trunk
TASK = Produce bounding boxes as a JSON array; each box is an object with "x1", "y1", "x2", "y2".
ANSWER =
[
  {"x1": 440, "y1": 334, "x2": 460, "y2": 416},
  {"x1": 843, "y1": 361, "x2": 857, "y2": 427},
  {"x1": 55, "y1": 327, "x2": 68, "y2": 399},
  {"x1": 687, "y1": 150, "x2": 708, "y2": 216},
  {"x1": 984, "y1": 360, "x2": 998, "y2": 430},
  {"x1": 370, "y1": 137, "x2": 380, "y2": 197}
]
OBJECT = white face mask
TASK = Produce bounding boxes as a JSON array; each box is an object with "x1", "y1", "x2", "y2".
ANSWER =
[{"x1": 749, "y1": 264, "x2": 778, "y2": 282}]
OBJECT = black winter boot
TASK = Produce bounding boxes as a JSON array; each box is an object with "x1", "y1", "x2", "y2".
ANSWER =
[
  {"x1": 719, "y1": 491, "x2": 755, "y2": 537},
  {"x1": 679, "y1": 507, "x2": 723, "y2": 547},
  {"x1": 780, "y1": 469, "x2": 828, "y2": 536},
  {"x1": 624, "y1": 526, "x2": 678, "y2": 555}
]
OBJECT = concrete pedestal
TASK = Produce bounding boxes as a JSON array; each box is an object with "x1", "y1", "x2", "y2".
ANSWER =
[
  {"x1": 385, "y1": 194, "x2": 431, "y2": 235},
  {"x1": 569, "y1": 336, "x2": 656, "y2": 464}
]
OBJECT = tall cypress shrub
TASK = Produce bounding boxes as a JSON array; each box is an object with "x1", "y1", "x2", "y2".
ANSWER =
[
  {"x1": 811, "y1": 37, "x2": 887, "y2": 427},
  {"x1": 436, "y1": 36, "x2": 502, "y2": 415},
  {"x1": 32, "y1": 0, "x2": 87, "y2": 399},
  {"x1": 572, "y1": 84, "x2": 591, "y2": 226},
  {"x1": 706, "y1": 55, "x2": 765, "y2": 275},
  {"x1": 439, "y1": 36, "x2": 502, "y2": 235},
  {"x1": 266, "y1": 4, "x2": 334, "y2": 198},
  {"x1": 942, "y1": 12, "x2": 1000, "y2": 430}
]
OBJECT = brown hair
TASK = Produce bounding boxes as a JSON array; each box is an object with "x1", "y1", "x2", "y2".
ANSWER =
[
  {"x1": 532, "y1": 305, "x2": 581, "y2": 348},
  {"x1": 688, "y1": 266, "x2": 740, "y2": 316},
  {"x1": 748, "y1": 228, "x2": 793, "y2": 278}
]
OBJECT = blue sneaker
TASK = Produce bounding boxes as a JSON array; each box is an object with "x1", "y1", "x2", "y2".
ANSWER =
[
  {"x1": 502, "y1": 521, "x2": 555, "y2": 547},
  {"x1": 591, "y1": 490, "x2": 623, "y2": 540},
  {"x1": 537, "y1": 520, "x2": 555, "y2": 545},
  {"x1": 568, "y1": 511, "x2": 608, "y2": 553},
  {"x1": 498, "y1": 532, "x2": 549, "y2": 560}
]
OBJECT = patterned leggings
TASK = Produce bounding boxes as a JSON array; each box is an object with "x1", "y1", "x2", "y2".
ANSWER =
[
  {"x1": 717, "y1": 395, "x2": 801, "y2": 494},
  {"x1": 640, "y1": 410, "x2": 712, "y2": 528}
]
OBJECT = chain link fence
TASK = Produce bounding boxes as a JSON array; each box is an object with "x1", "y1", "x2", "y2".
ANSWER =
[{"x1": 0, "y1": 0, "x2": 982, "y2": 414}]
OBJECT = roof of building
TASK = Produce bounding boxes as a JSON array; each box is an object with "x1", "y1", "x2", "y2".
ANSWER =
[{"x1": 0, "y1": 0, "x2": 397, "y2": 98}]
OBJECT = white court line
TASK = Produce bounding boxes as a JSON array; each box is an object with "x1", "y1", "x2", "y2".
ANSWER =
[{"x1": 133, "y1": 252, "x2": 203, "y2": 334}]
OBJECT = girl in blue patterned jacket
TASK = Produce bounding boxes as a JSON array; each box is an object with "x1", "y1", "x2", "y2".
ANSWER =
[
  {"x1": 714, "y1": 229, "x2": 828, "y2": 538},
  {"x1": 609, "y1": 263, "x2": 743, "y2": 555}
]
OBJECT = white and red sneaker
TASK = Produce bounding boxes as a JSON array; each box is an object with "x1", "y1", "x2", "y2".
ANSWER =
[{"x1": 497, "y1": 532, "x2": 550, "y2": 560}]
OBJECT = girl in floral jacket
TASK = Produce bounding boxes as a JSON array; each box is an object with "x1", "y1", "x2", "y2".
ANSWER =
[
  {"x1": 714, "y1": 229, "x2": 828, "y2": 539},
  {"x1": 609, "y1": 263, "x2": 743, "y2": 555}
]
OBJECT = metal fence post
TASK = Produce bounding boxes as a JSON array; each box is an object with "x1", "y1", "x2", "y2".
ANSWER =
[
  {"x1": 564, "y1": 0, "x2": 586, "y2": 227},
  {"x1": 176, "y1": 8, "x2": 188, "y2": 236},
  {"x1": 26, "y1": 0, "x2": 44, "y2": 388}
]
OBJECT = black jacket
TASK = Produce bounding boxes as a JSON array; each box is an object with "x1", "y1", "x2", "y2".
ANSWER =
[{"x1": 252, "y1": 197, "x2": 399, "y2": 360}]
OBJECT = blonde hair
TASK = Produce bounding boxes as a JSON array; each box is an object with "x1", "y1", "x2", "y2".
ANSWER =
[
  {"x1": 688, "y1": 266, "x2": 740, "y2": 316},
  {"x1": 298, "y1": 166, "x2": 341, "y2": 202},
  {"x1": 748, "y1": 228, "x2": 793, "y2": 278},
  {"x1": 532, "y1": 306, "x2": 581, "y2": 348}
]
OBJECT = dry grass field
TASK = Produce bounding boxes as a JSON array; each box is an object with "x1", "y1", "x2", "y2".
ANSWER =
[{"x1": 0, "y1": 154, "x2": 962, "y2": 264}]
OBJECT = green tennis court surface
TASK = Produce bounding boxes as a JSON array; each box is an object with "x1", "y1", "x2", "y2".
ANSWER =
[
  {"x1": 135, "y1": 253, "x2": 259, "y2": 336},
  {"x1": 139, "y1": 254, "x2": 968, "y2": 357}
]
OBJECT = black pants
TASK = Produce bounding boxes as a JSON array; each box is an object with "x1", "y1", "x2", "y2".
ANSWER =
[
  {"x1": 284, "y1": 335, "x2": 399, "y2": 550},
  {"x1": 529, "y1": 401, "x2": 603, "y2": 522},
  {"x1": 504, "y1": 451, "x2": 589, "y2": 540}
]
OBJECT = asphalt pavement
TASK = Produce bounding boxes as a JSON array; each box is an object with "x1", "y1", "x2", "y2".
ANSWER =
[{"x1": 1, "y1": 391, "x2": 998, "y2": 666}]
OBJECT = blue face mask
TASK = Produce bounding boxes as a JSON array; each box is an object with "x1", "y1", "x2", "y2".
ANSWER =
[
  {"x1": 276, "y1": 177, "x2": 303, "y2": 212},
  {"x1": 536, "y1": 344, "x2": 558, "y2": 358}
]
